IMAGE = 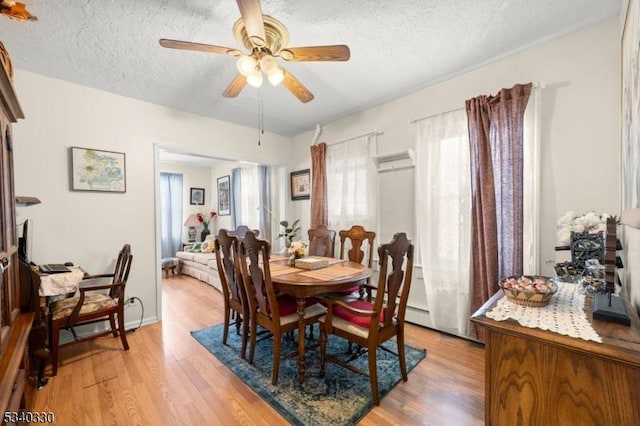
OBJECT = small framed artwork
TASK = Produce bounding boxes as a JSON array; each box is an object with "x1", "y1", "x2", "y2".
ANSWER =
[
  {"x1": 217, "y1": 175, "x2": 231, "y2": 215},
  {"x1": 70, "y1": 147, "x2": 126, "y2": 192},
  {"x1": 290, "y1": 169, "x2": 310, "y2": 200},
  {"x1": 190, "y1": 187, "x2": 205, "y2": 205}
]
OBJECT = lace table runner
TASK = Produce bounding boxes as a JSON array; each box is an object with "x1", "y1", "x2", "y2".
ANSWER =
[{"x1": 486, "y1": 281, "x2": 602, "y2": 343}]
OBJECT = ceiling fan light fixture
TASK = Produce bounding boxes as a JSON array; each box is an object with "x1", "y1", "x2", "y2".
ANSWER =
[
  {"x1": 247, "y1": 69, "x2": 263, "y2": 88},
  {"x1": 236, "y1": 55, "x2": 257, "y2": 76},
  {"x1": 267, "y1": 67, "x2": 284, "y2": 86},
  {"x1": 259, "y1": 55, "x2": 277, "y2": 74}
]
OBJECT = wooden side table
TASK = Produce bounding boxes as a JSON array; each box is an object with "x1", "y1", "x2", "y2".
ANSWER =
[{"x1": 471, "y1": 290, "x2": 640, "y2": 425}]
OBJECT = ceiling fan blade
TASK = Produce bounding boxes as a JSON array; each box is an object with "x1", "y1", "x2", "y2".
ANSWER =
[
  {"x1": 223, "y1": 74, "x2": 248, "y2": 98},
  {"x1": 236, "y1": 0, "x2": 266, "y2": 47},
  {"x1": 159, "y1": 39, "x2": 241, "y2": 56},
  {"x1": 282, "y1": 70, "x2": 314, "y2": 103},
  {"x1": 280, "y1": 45, "x2": 350, "y2": 62}
]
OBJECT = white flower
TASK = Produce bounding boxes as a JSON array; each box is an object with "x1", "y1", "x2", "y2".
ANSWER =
[
  {"x1": 557, "y1": 211, "x2": 577, "y2": 227},
  {"x1": 288, "y1": 241, "x2": 307, "y2": 257},
  {"x1": 556, "y1": 211, "x2": 617, "y2": 245}
]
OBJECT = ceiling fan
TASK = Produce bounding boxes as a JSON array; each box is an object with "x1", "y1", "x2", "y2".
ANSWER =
[{"x1": 159, "y1": 0, "x2": 350, "y2": 103}]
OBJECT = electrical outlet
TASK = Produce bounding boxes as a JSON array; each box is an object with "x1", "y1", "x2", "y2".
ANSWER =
[{"x1": 126, "y1": 297, "x2": 135, "y2": 305}]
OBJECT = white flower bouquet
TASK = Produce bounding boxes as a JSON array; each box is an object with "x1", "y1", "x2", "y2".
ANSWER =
[
  {"x1": 288, "y1": 240, "x2": 307, "y2": 258},
  {"x1": 556, "y1": 211, "x2": 615, "y2": 246}
]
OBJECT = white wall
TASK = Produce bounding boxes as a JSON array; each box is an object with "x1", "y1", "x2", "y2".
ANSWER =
[
  {"x1": 292, "y1": 19, "x2": 621, "y2": 277},
  {"x1": 12, "y1": 71, "x2": 292, "y2": 326}
]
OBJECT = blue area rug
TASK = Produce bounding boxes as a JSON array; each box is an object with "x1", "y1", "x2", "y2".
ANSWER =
[{"x1": 191, "y1": 324, "x2": 426, "y2": 426}]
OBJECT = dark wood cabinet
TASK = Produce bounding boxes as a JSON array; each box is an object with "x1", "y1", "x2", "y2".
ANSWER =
[
  {"x1": 0, "y1": 49, "x2": 33, "y2": 419},
  {"x1": 472, "y1": 290, "x2": 640, "y2": 426}
]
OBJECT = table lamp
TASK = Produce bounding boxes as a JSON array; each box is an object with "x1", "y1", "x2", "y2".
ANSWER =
[{"x1": 184, "y1": 214, "x2": 200, "y2": 243}]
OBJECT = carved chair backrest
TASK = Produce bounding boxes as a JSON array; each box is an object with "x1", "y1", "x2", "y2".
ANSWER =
[
  {"x1": 110, "y1": 244, "x2": 132, "y2": 300},
  {"x1": 373, "y1": 233, "x2": 413, "y2": 329},
  {"x1": 237, "y1": 232, "x2": 279, "y2": 322},
  {"x1": 308, "y1": 225, "x2": 336, "y2": 258},
  {"x1": 215, "y1": 229, "x2": 244, "y2": 305},
  {"x1": 339, "y1": 225, "x2": 376, "y2": 268}
]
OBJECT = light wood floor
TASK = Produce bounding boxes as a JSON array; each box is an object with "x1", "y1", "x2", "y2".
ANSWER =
[{"x1": 30, "y1": 274, "x2": 485, "y2": 425}]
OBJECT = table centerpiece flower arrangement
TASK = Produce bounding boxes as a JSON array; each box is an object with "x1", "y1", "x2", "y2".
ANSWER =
[
  {"x1": 288, "y1": 240, "x2": 307, "y2": 266},
  {"x1": 556, "y1": 211, "x2": 617, "y2": 247},
  {"x1": 197, "y1": 210, "x2": 217, "y2": 240}
]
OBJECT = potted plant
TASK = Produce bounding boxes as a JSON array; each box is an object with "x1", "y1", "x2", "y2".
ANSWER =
[{"x1": 277, "y1": 219, "x2": 300, "y2": 248}]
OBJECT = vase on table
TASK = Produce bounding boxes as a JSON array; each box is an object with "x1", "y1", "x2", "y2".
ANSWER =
[
  {"x1": 201, "y1": 222, "x2": 210, "y2": 241},
  {"x1": 289, "y1": 253, "x2": 302, "y2": 266}
]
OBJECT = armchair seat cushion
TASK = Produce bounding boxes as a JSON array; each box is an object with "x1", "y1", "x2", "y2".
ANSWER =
[
  {"x1": 333, "y1": 300, "x2": 384, "y2": 328},
  {"x1": 50, "y1": 293, "x2": 117, "y2": 321}
]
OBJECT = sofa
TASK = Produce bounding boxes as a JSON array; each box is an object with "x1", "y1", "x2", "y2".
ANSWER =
[
  {"x1": 176, "y1": 239, "x2": 221, "y2": 292},
  {"x1": 176, "y1": 227, "x2": 259, "y2": 292}
]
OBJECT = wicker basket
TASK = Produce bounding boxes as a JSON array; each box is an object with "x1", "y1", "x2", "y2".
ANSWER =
[{"x1": 499, "y1": 276, "x2": 557, "y2": 307}]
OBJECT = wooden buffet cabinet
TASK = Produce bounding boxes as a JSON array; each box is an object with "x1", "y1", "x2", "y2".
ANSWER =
[
  {"x1": 472, "y1": 290, "x2": 640, "y2": 426},
  {"x1": 0, "y1": 49, "x2": 34, "y2": 421}
]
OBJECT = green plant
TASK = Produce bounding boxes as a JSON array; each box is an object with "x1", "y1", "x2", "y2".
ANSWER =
[{"x1": 277, "y1": 219, "x2": 300, "y2": 245}]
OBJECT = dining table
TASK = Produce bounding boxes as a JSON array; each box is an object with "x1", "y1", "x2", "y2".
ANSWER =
[{"x1": 268, "y1": 256, "x2": 372, "y2": 384}]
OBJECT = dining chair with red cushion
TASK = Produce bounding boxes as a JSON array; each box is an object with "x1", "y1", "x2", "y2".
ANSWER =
[
  {"x1": 336, "y1": 225, "x2": 376, "y2": 300},
  {"x1": 237, "y1": 232, "x2": 326, "y2": 385},
  {"x1": 319, "y1": 232, "x2": 414, "y2": 405}
]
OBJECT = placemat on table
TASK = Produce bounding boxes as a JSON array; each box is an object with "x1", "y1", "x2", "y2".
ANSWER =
[{"x1": 299, "y1": 265, "x2": 363, "y2": 280}]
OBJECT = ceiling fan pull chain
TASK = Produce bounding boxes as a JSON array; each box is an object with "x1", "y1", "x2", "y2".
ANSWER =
[{"x1": 258, "y1": 86, "x2": 263, "y2": 146}]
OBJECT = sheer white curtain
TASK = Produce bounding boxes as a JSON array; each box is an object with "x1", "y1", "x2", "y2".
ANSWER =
[
  {"x1": 415, "y1": 109, "x2": 471, "y2": 336},
  {"x1": 238, "y1": 165, "x2": 261, "y2": 231},
  {"x1": 523, "y1": 88, "x2": 541, "y2": 274},
  {"x1": 326, "y1": 135, "x2": 377, "y2": 233}
]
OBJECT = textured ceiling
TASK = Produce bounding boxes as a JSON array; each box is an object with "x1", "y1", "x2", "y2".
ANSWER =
[{"x1": 0, "y1": 0, "x2": 622, "y2": 137}]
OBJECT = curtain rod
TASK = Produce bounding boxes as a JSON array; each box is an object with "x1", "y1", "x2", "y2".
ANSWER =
[
  {"x1": 409, "y1": 107, "x2": 465, "y2": 124},
  {"x1": 327, "y1": 130, "x2": 384, "y2": 147},
  {"x1": 409, "y1": 82, "x2": 545, "y2": 125}
]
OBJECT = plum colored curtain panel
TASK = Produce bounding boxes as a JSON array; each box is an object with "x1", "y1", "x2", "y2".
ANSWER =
[
  {"x1": 415, "y1": 108, "x2": 471, "y2": 336},
  {"x1": 258, "y1": 165, "x2": 272, "y2": 241},
  {"x1": 160, "y1": 172, "x2": 183, "y2": 258},
  {"x1": 310, "y1": 142, "x2": 328, "y2": 228},
  {"x1": 466, "y1": 82, "x2": 532, "y2": 339},
  {"x1": 326, "y1": 135, "x2": 377, "y2": 233}
]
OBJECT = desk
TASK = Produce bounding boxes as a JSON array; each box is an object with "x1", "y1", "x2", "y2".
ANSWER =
[
  {"x1": 471, "y1": 290, "x2": 640, "y2": 425},
  {"x1": 269, "y1": 259, "x2": 372, "y2": 383}
]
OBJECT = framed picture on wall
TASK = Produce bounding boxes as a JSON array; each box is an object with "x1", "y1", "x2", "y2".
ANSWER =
[
  {"x1": 190, "y1": 187, "x2": 205, "y2": 205},
  {"x1": 70, "y1": 147, "x2": 126, "y2": 192},
  {"x1": 290, "y1": 169, "x2": 310, "y2": 200},
  {"x1": 217, "y1": 175, "x2": 231, "y2": 215}
]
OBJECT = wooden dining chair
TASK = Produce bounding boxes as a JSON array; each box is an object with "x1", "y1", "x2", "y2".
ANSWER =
[
  {"x1": 337, "y1": 225, "x2": 376, "y2": 300},
  {"x1": 308, "y1": 225, "x2": 336, "y2": 258},
  {"x1": 49, "y1": 244, "x2": 133, "y2": 376},
  {"x1": 319, "y1": 233, "x2": 414, "y2": 405},
  {"x1": 215, "y1": 229, "x2": 250, "y2": 359},
  {"x1": 237, "y1": 232, "x2": 326, "y2": 385}
]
